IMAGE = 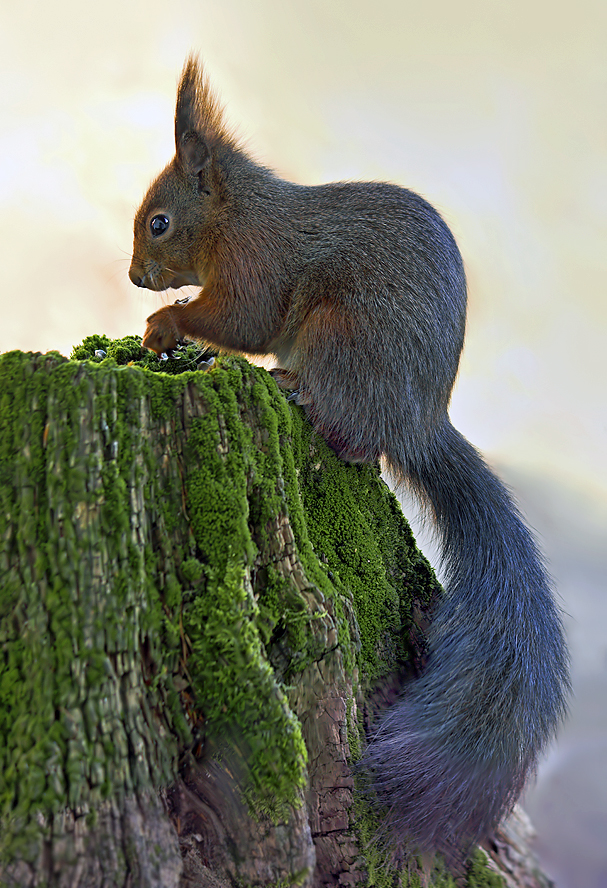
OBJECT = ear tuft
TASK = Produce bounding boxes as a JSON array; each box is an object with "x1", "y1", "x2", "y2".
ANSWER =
[
  {"x1": 174, "y1": 54, "x2": 233, "y2": 153},
  {"x1": 179, "y1": 131, "x2": 210, "y2": 177},
  {"x1": 175, "y1": 55, "x2": 201, "y2": 147}
]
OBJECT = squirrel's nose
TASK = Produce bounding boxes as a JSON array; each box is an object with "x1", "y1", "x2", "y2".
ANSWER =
[{"x1": 129, "y1": 267, "x2": 146, "y2": 287}]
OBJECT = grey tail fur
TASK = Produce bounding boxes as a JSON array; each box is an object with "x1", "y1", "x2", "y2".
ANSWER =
[{"x1": 364, "y1": 418, "x2": 570, "y2": 857}]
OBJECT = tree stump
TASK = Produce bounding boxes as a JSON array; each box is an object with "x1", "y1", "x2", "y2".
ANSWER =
[{"x1": 0, "y1": 339, "x2": 553, "y2": 888}]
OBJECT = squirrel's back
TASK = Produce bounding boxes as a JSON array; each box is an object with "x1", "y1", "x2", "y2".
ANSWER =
[{"x1": 275, "y1": 181, "x2": 468, "y2": 441}]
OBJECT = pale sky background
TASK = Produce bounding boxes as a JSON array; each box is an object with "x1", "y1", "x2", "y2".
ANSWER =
[{"x1": 1, "y1": 2, "x2": 606, "y2": 886}]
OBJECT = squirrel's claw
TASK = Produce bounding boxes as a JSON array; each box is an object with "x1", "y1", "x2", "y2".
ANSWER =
[{"x1": 142, "y1": 306, "x2": 183, "y2": 355}]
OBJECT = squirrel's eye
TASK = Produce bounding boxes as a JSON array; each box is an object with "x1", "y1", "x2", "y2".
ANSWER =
[{"x1": 150, "y1": 214, "x2": 170, "y2": 237}]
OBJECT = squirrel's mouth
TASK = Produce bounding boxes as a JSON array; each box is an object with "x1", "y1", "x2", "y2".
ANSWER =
[
  {"x1": 129, "y1": 263, "x2": 205, "y2": 291},
  {"x1": 164, "y1": 271, "x2": 201, "y2": 289}
]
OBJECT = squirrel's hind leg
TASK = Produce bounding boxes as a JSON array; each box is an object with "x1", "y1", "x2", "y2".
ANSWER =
[{"x1": 290, "y1": 299, "x2": 383, "y2": 465}]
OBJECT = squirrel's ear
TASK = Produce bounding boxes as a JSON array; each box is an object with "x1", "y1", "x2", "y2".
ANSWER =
[
  {"x1": 178, "y1": 131, "x2": 210, "y2": 177},
  {"x1": 175, "y1": 56, "x2": 201, "y2": 147}
]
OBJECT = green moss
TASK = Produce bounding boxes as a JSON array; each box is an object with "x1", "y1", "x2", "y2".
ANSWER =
[
  {"x1": 345, "y1": 696, "x2": 362, "y2": 761},
  {"x1": 289, "y1": 405, "x2": 439, "y2": 683},
  {"x1": 236, "y1": 876, "x2": 310, "y2": 888},
  {"x1": 350, "y1": 782, "x2": 467, "y2": 887},
  {"x1": 0, "y1": 337, "x2": 444, "y2": 876},
  {"x1": 465, "y1": 850, "x2": 505, "y2": 887},
  {"x1": 70, "y1": 333, "x2": 212, "y2": 375},
  {"x1": 349, "y1": 784, "x2": 407, "y2": 887},
  {"x1": 0, "y1": 344, "x2": 311, "y2": 861},
  {"x1": 0, "y1": 352, "x2": 180, "y2": 860},
  {"x1": 350, "y1": 785, "x2": 505, "y2": 887},
  {"x1": 181, "y1": 555, "x2": 307, "y2": 812}
]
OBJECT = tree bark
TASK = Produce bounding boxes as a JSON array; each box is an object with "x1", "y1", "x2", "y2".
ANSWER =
[{"x1": 0, "y1": 341, "x2": 554, "y2": 888}]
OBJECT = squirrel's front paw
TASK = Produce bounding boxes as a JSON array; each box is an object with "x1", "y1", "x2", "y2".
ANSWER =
[
  {"x1": 142, "y1": 306, "x2": 182, "y2": 355},
  {"x1": 270, "y1": 368, "x2": 300, "y2": 391}
]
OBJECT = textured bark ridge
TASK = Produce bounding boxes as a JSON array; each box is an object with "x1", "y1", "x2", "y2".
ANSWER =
[{"x1": 0, "y1": 339, "x2": 552, "y2": 888}]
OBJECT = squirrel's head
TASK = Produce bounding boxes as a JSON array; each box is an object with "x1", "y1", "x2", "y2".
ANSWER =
[{"x1": 129, "y1": 56, "x2": 237, "y2": 292}]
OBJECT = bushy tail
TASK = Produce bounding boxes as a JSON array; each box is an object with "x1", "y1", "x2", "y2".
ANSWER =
[{"x1": 364, "y1": 419, "x2": 570, "y2": 857}]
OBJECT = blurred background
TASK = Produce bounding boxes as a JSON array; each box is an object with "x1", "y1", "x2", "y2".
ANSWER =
[{"x1": 1, "y1": 1, "x2": 606, "y2": 885}]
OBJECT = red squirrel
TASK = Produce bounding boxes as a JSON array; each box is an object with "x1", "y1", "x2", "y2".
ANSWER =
[{"x1": 129, "y1": 57, "x2": 569, "y2": 859}]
